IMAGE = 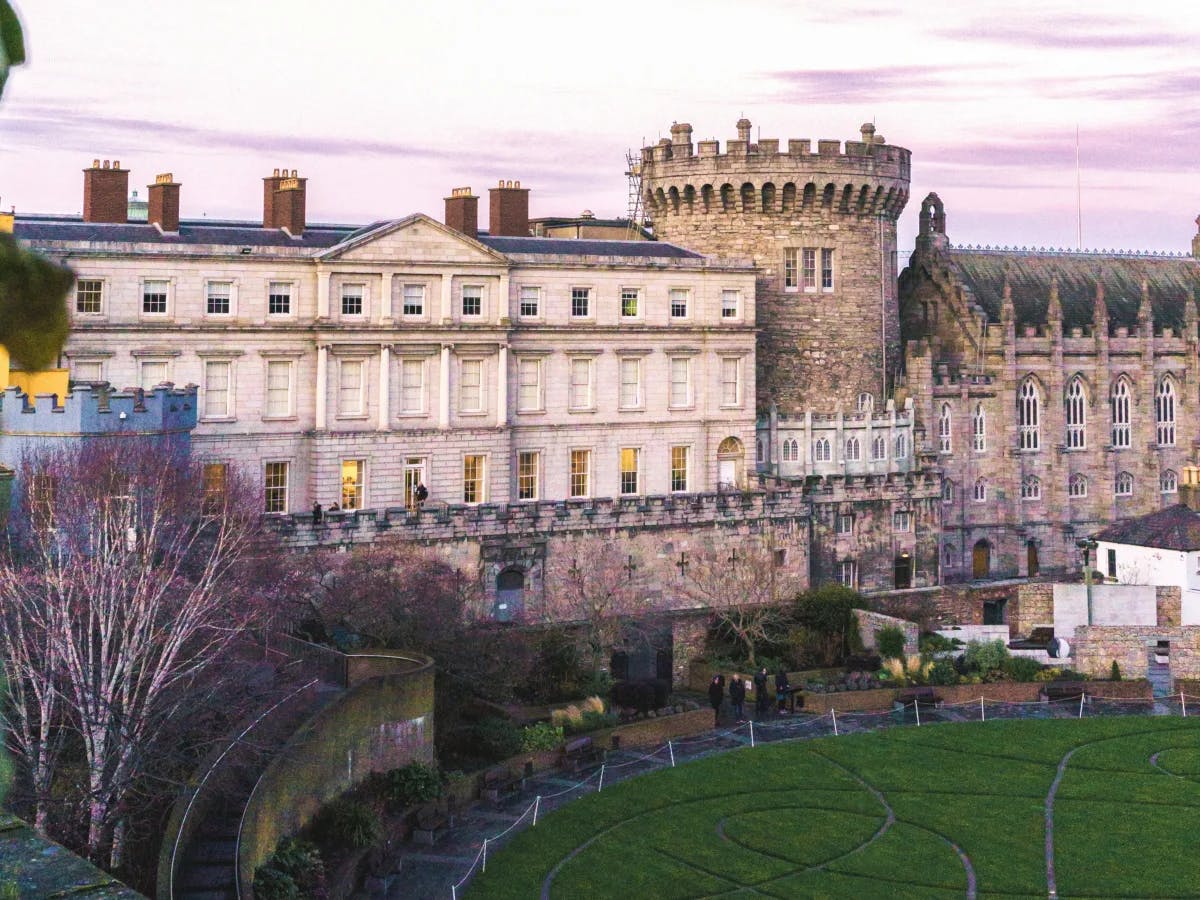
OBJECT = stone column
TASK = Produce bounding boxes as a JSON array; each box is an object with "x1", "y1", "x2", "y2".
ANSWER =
[
  {"x1": 317, "y1": 268, "x2": 330, "y2": 319},
  {"x1": 496, "y1": 344, "x2": 508, "y2": 427},
  {"x1": 439, "y1": 344, "x2": 451, "y2": 429},
  {"x1": 378, "y1": 344, "x2": 391, "y2": 431},
  {"x1": 440, "y1": 274, "x2": 453, "y2": 324},
  {"x1": 380, "y1": 272, "x2": 393, "y2": 320},
  {"x1": 315, "y1": 344, "x2": 328, "y2": 430}
]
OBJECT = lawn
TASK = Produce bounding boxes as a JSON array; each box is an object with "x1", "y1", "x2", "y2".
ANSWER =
[{"x1": 468, "y1": 717, "x2": 1200, "y2": 898}]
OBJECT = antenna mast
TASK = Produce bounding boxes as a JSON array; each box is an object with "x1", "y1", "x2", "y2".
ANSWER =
[
  {"x1": 625, "y1": 147, "x2": 645, "y2": 240},
  {"x1": 1075, "y1": 125, "x2": 1083, "y2": 250}
]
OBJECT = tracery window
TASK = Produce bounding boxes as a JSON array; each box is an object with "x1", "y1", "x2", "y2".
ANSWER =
[
  {"x1": 1065, "y1": 377, "x2": 1086, "y2": 449},
  {"x1": 938, "y1": 403, "x2": 952, "y2": 453},
  {"x1": 941, "y1": 480, "x2": 954, "y2": 503},
  {"x1": 973, "y1": 477, "x2": 987, "y2": 502},
  {"x1": 1115, "y1": 471, "x2": 1134, "y2": 497},
  {"x1": 845, "y1": 436, "x2": 861, "y2": 461},
  {"x1": 1020, "y1": 475, "x2": 1041, "y2": 501},
  {"x1": 813, "y1": 437, "x2": 831, "y2": 462},
  {"x1": 1161, "y1": 470, "x2": 1178, "y2": 494},
  {"x1": 1156, "y1": 377, "x2": 1176, "y2": 446},
  {"x1": 1018, "y1": 378, "x2": 1040, "y2": 451},
  {"x1": 1068, "y1": 473, "x2": 1088, "y2": 498},
  {"x1": 894, "y1": 433, "x2": 908, "y2": 459},
  {"x1": 872, "y1": 435, "x2": 887, "y2": 460},
  {"x1": 1111, "y1": 377, "x2": 1131, "y2": 448},
  {"x1": 972, "y1": 403, "x2": 986, "y2": 452}
]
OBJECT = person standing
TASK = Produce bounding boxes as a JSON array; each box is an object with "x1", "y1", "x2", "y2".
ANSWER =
[
  {"x1": 707, "y1": 675, "x2": 724, "y2": 727},
  {"x1": 753, "y1": 666, "x2": 770, "y2": 718},
  {"x1": 729, "y1": 675, "x2": 746, "y2": 721},
  {"x1": 775, "y1": 669, "x2": 792, "y2": 715},
  {"x1": 414, "y1": 482, "x2": 429, "y2": 508}
]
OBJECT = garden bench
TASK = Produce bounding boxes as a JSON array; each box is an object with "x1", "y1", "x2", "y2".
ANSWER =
[
  {"x1": 412, "y1": 802, "x2": 449, "y2": 845},
  {"x1": 896, "y1": 687, "x2": 942, "y2": 708},
  {"x1": 560, "y1": 736, "x2": 604, "y2": 775},
  {"x1": 1040, "y1": 682, "x2": 1085, "y2": 703},
  {"x1": 482, "y1": 766, "x2": 519, "y2": 802}
]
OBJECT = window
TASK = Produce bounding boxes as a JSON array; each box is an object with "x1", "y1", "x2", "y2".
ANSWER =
[
  {"x1": 268, "y1": 281, "x2": 292, "y2": 316},
  {"x1": 265, "y1": 360, "x2": 294, "y2": 418},
  {"x1": 400, "y1": 358, "x2": 424, "y2": 414},
  {"x1": 821, "y1": 248, "x2": 834, "y2": 290},
  {"x1": 802, "y1": 248, "x2": 817, "y2": 290},
  {"x1": 783, "y1": 248, "x2": 798, "y2": 289},
  {"x1": 1162, "y1": 470, "x2": 1179, "y2": 494},
  {"x1": 517, "y1": 357, "x2": 542, "y2": 412},
  {"x1": 669, "y1": 288, "x2": 689, "y2": 319},
  {"x1": 462, "y1": 284, "x2": 482, "y2": 317},
  {"x1": 569, "y1": 357, "x2": 593, "y2": 410},
  {"x1": 721, "y1": 290, "x2": 740, "y2": 319},
  {"x1": 1018, "y1": 378, "x2": 1040, "y2": 450},
  {"x1": 942, "y1": 480, "x2": 954, "y2": 503},
  {"x1": 813, "y1": 437, "x2": 831, "y2": 462},
  {"x1": 670, "y1": 445, "x2": 690, "y2": 492},
  {"x1": 1069, "y1": 473, "x2": 1088, "y2": 498},
  {"x1": 463, "y1": 455, "x2": 486, "y2": 504},
  {"x1": 569, "y1": 449, "x2": 591, "y2": 498},
  {"x1": 942, "y1": 544, "x2": 956, "y2": 567},
  {"x1": 73, "y1": 359, "x2": 104, "y2": 382},
  {"x1": 1115, "y1": 471, "x2": 1133, "y2": 497},
  {"x1": 142, "y1": 279, "x2": 168, "y2": 315},
  {"x1": 1065, "y1": 377, "x2": 1087, "y2": 448},
  {"x1": 836, "y1": 513, "x2": 854, "y2": 535},
  {"x1": 76, "y1": 279, "x2": 103, "y2": 314},
  {"x1": 720, "y1": 357, "x2": 741, "y2": 407},
  {"x1": 973, "y1": 403, "x2": 986, "y2": 452},
  {"x1": 620, "y1": 288, "x2": 640, "y2": 318},
  {"x1": 264, "y1": 461, "x2": 289, "y2": 514},
  {"x1": 202, "y1": 463, "x2": 227, "y2": 513},
  {"x1": 341, "y1": 283, "x2": 364, "y2": 317},
  {"x1": 1111, "y1": 377, "x2": 1131, "y2": 448},
  {"x1": 341, "y1": 459, "x2": 364, "y2": 510},
  {"x1": 857, "y1": 392, "x2": 873, "y2": 412},
  {"x1": 140, "y1": 360, "x2": 168, "y2": 391},
  {"x1": 206, "y1": 280, "x2": 232, "y2": 316},
  {"x1": 619, "y1": 357, "x2": 642, "y2": 409},
  {"x1": 938, "y1": 403, "x2": 952, "y2": 453},
  {"x1": 518, "y1": 286, "x2": 539, "y2": 318},
  {"x1": 893, "y1": 510, "x2": 912, "y2": 532},
  {"x1": 845, "y1": 436, "x2": 861, "y2": 461},
  {"x1": 756, "y1": 439, "x2": 764, "y2": 463},
  {"x1": 203, "y1": 360, "x2": 232, "y2": 419},
  {"x1": 894, "y1": 433, "x2": 908, "y2": 459},
  {"x1": 872, "y1": 435, "x2": 887, "y2": 461},
  {"x1": 619, "y1": 447, "x2": 640, "y2": 495},
  {"x1": 517, "y1": 451, "x2": 539, "y2": 501},
  {"x1": 1107, "y1": 548, "x2": 1117, "y2": 578},
  {"x1": 339, "y1": 359, "x2": 366, "y2": 416},
  {"x1": 402, "y1": 283, "x2": 425, "y2": 317},
  {"x1": 783, "y1": 438, "x2": 800, "y2": 462},
  {"x1": 668, "y1": 357, "x2": 692, "y2": 408},
  {"x1": 1021, "y1": 475, "x2": 1041, "y2": 501},
  {"x1": 1156, "y1": 377, "x2": 1176, "y2": 446},
  {"x1": 973, "y1": 477, "x2": 987, "y2": 502},
  {"x1": 839, "y1": 559, "x2": 858, "y2": 587},
  {"x1": 571, "y1": 287, "x2": 590, "y2": 318},
  {"x1": 460, "y1": 359, "x2": 483, "y2": 413}
]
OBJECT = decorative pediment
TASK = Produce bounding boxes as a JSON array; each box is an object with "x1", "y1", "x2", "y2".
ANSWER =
[{"x1": 316, "y1": 214, "x2": 508, "y2": 266}]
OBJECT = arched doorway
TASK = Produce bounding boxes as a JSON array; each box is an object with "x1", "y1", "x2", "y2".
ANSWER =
[
  {"x1": 972, "y1": 540, "x2": 992, "y2": 579},
  {"x1": 717, "y1": 437, "x2": 745, "y2": 491},
  {"x1": 494, "y1": 569, "x2": 524, "y2": 622},
  {"x1": 1026, "y1": 540, "x2": 1040, "y2": 577},
  {"x1": 893, "y1": 553, "x2": 913, "y2": 590}
]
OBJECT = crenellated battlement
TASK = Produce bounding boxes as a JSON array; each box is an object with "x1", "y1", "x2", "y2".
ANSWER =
[{"x1": 0, "y1": 383, "x2": 198, "y2": 437}]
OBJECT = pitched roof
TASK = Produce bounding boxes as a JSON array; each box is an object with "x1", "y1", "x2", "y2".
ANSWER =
[
  {"x1": 1095, "y1": 503, "x2": 1200, "y2": 551},
  {"x1": 476, "y1": 235, "x2": 702, "y2": 259},
  {"x1": 14, "y1": 215, "x2": 357, "y2": 248},
  {"x1": 947, "y1": 248, "x2": 1200, "y2": 331}
]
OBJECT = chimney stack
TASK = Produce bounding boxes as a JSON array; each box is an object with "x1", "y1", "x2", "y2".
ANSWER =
[
  {"x1": 147, "y1": 172, "x2": 181, "y2": 233},
  {"x1": 263, "y1": 167, "x2": 307, "y2": 235},
  {"x1": 82, "y1": 159, "x2": 129, "y2": 223},
  {"x1": 444, "y1": 186, "x2": 479, "y2": 239},
  {"x1": 488, "y1": 180, "x2": 530, "y2": 237},
  {"x1": 1182, "y1": 466, "x2": 1200, "y2": 513}
]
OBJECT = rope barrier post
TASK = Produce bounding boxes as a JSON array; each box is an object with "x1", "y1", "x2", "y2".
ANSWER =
[
  {"x1": 749, "y1": 720, "x2": 755, "y2": 748},
  {"x1": 532, "y1": 795, "x2": 541, "y2": 827},
  {"x1": 980, "y1": 696, "x2": 985, "y2": 722},
  {"x1": 598, "y1": 763, "x2": 606, "y2": 792},
  {"x1": 452, "y1": 884, "x2": 457, "y2": 900},
  {"x1": 481, "y1": 838, "x2": 489, "y2": 874},
  {"x1": 914, "y1": 699, "x2": 920, "y2": 727},
  {"x1": 1078, "y1": 693, "x2": 1085, "y2": 719},
  {"x1": 831, "y1": 707, "x2": 838, "y2": 736},
  {"x1": 1182, "y1": 691, "x2": 1187, "y2": 718},
  {"x1": 668, "y1": 740, "x2": 675, "y2": 768}
]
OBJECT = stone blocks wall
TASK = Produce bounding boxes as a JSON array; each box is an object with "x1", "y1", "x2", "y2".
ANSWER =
[
  {"x1": 1158, "y1": 586, "x2": 1182, "y2": 627},
  {"x1": 1073, "y1": 626, "x2": 1200, "y2": 683},
  {"x1": 1010, "y1": 583, "x2": 1054, "y2": 635},
  {"x1": 854, "y1": 608, "x2": 918, "y2": 656}
]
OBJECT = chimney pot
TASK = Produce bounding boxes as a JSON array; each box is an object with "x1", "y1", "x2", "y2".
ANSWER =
[{"x1": 92, "y1": 158, "x2": 100, "y2": 168}]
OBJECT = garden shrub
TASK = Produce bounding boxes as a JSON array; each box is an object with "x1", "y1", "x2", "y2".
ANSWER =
[
  {"x1": 253, "y1": 866, "x2": 298, "y2": 900},
  {"x1": 521, "y1": 722, "x2": 564, "y2": 751},
  {"x1": 266, "y1": 838, "x2": 325, "y2": 896},
  {"x1": 611, "y1": 678, "x2": 670, "y2": 712},
  {"x1": 876, "y1": 626, "x2": 907, "y2": 660},
  {"x1": 311, "y1": 798, "x2": 382, "y2": 852},
  {"x1": 927, "y1": 659, "x2": 960, "y2": 686},
  {"x1": 792, "y1": 584, "x2": 862, "y2": 667},
  {"x1": 920, "y1": 633, "x2": 962, "y2": 654},
  {"x1": 581, "y1": 695, "x2": 606, "y2": 715},
  {"x1": 964, "y1": 640, "x2": 1010, "y2": 677},
  {"x1": 382, "y1": 762, "x2": 441, "y2": 807},
  {"x1": 1003, "y1": 656, "x2": 1044, "y2": 682},
  {"x1": 473, "y1": 716, "x2": 524, "y2": 760},
  {"x1": 565, "y1": 709, "x2": 618, "y2": 734},
  {"x1": 577, "y1": 670, "x2": 613, "y2": 701},
  {"x1": 1111, "y1": 660, "x2": 1122, "y2": 681},
  {"x1": 845, "y1": 653, "x2": 883, "y2": 672}
]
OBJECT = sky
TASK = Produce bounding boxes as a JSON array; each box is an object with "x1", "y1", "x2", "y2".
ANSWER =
[{"x1": 2, "y1": 0, "x2": 1199, "y2": 258}]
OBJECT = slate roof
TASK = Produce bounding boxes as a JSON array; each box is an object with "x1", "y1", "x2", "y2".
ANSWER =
[
  {"x1": 947, "y1": 249, "x2": 1200, "y2": 331},
  {"x1": 14, "y1": 215, "x2": 358, "y2": 248},
  {"x1": 1095, "y1": 503, "x2": 1200, "y2": 551},
  {"x1": 476, "y1": 235, "x2": 702, "y2": 259}
]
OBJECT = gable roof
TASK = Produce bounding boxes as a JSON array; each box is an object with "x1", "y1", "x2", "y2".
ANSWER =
[
  {"x1": 1095, "y1": 503, "x2": 1200, "y2": 551},
  {"x1": 15, "y1": 214, "x2": 356, "y2": 248},
  {"x1": 476, "y1": 235, "x2": 702, "y2": 259},
  {"x1": 315, "y1": 213, "x2": 509, "y2": 262}
]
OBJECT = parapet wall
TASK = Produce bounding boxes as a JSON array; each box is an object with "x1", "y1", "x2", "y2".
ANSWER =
[
  {"x1": 1074, "y1": 626, "x2": 1200, "y2": 684},
  {"x1": 0, "y1": 383, "x2": 198, "y2": 436}
]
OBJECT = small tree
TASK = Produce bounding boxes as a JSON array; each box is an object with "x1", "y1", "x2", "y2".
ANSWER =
[
  {"x1": 876, "y1": 625, "x2": 907, "y2": 660},
  {"x1": 1110, "y1": 660, "x2": 1122, "y2": 681},
  {"x1": 792, "y1": 584, "x2": 864, "y2": 667}
]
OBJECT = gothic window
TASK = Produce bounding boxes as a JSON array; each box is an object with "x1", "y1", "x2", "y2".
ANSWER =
[
  {"x1": 857, "y1": 392, "x2": 873, "y2": 413},
  {"x1": 845, "y1": 436, "x2": 861, "y2": 461},
  {"x1": 1068, "y1": 473, "x2": 1088, "y2": 498},
  {"x1": 973, "y1": 477, "x2": 987, "y2": 502},
  {"x1": 972, "y1": 403, "x2": 986, "y2": 452},
  {"x1": 756, "y1": 439, "x2": 764, "y2": 463},
  {"x1": 894, "y1": 433, "x2": 908, "y2": 459},
  {"x1": 788, "y1": 438, "x2": 799, "y2": 460},
  {"x1": 781, "y1": 440, "x2": 791, "y2": 462},
  {"x1": 1111, "y1": 377, "x2": 1131, "y2": 448},
  {"x1": 813, "y1": 437, "x2": 831, "y2": 462},
  {"x1": 938, "y1": 403, "x2": 952, "y2": 453},
  {"x1": 1156, "y1": 376, "x2": 1177, "y2": 446},
  {"x1": 872, "y1": 435, "x2": 887, "y2": 460},
  {"x1": 1161, "y1": 469, "x2": 1178, "y2": 494},
  {"x1": 941, "y1": 480, "x2": 954, "y2": 503},
  {"x1": 1115, "y1": 471, "x2": 1134, "y2": 497},
  {"x1": 1020, "y1": 475, "x2": 1041, "y2": 501},
  {"x1": 1018, "y1": 378, "x2": 1040, "y2": 450},
  {"x1": 1065, "y1": 377, "x2": 1087, "y2": 449}
]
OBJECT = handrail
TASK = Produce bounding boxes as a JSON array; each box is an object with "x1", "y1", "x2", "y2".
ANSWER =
[{"x1": 168, "y1": 678, "x2": 318, "y2": 900}]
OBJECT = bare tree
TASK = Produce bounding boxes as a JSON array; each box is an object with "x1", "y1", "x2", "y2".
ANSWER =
[{"x1": 0, "y1": 439, "x2": 267, "y2": 867}]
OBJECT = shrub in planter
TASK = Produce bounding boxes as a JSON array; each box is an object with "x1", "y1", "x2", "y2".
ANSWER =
[
  {"x1": 1003, "y1": 656, "x2": 1044, "y2": 683},
  {"x1": 876, "y1": 626, "x2": 907, "y2": 661},
  {"x1": 1111, "y1": 660, "x2": 1122, "y2": 681},
  {"x1": 521, "y1": 721, "x2": 564, "y2": 752},
  {"x1": 845, "y1": 653, "x2": 883, "y2": 672},
  {"x1": 382, "y1": 762, "x2": 441, "y2": 807},
  {"x1": 311, "y1": 798, "x2": 381, "y2": 852},
  {"x1": 253, "y1": 866, "x2": 298, "y2": 900},
  {"x1": 964, "y1": 640, "x2": 1010, "y2": 678},
  {"x1": 473, "y1": 717, "x2": 523, "y2": 761},
  {"x1": 927, "y1": 659, "x2": 960, "y2": 686},
  {"x1": 610, "y1": 678, "x2": 670, "y2": 713}
]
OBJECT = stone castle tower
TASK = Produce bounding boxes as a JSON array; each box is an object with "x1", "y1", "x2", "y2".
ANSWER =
[{"x1": 639, "y1": 119, "x2": 911, "y2": 412}]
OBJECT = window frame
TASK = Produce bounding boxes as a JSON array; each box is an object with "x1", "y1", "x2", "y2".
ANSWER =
[
  {"x1": 1111, "y1": 377, "x2": 1131, "y2": 448},
  {"x1": 399, "y1": 356, "x2": 426, "y2": 416},
  {"x1": 669, "y1": 444, "x2": 691, "y2": 493},
  {"x1": 783, "y1": 248, "x2": 799, "y2": 291},
  {"x1": 1065, "y1": 377, "x2": 1087, "y2": 449},
  {"x1": 570, "y1": 286, "x2": 592, "y2": 320},
  {"x1": 1115, "y1": 471, "x2": 1134, "y2": 497},
  {"x1": 75, "y1": 278, "x2": 105, "y2": 315},
  {"x1": 201, "y1": 358, "x2": 235, "y2": 421},
  {"x1": 618, "y1": 356, "x2": 643, "y2": 411},
  {"x1": 820, "y1": 248, "x2": 835, "y2": 292},
  {"x1": 517, "y1": 450, "x2": 540, "y2": 501},
  {"x1": 569, "y1": 448, "x2": 592, "y2": 499},
  {"x1": 619, "y1": 446, "x2": 641, "y2": 496},
  {"x1": 204, "y1": 279, "x2": 235, "y2": 317},
  {"x1": 973, "y1": 403, "x2": 986, "y2": 452},
  {"x1": 1156, "y1": 377, "x2": 1177, "y2": 447},
  {"x1": 1018, "y1": 378, "x2": 1041, "y2": 451},
  {"x1": 337, "y1": 357, "x2": 368, "y2": 419},
  {"x1": 801, "y1": 247, "x2": 817, "y2": 292},
  {"x1": 73, "y1": 358, "x2": 105, "y2": 382},
  {"x1": 938, "y1": 402, "x2": 952, "y2": 454},
  {"x1": 719, "y1": 356, "x2": 742, "y2": 408},
  {"x1": 459, "y1": 357, "x2": 485, "y2": 415},
  {"x1": 619, "y1": 287, "x2": 641, "y2": 319},
  {"x1": 516, "y1": 356, "x2": 544, "y2": 413},
  {"x1": 340, "y1": 458, "x2": 366, "y2": 510},
  {"x1": 892, "y1": 510, "x2": 912, "y2": 532},
  {"x1": 401, "y1": 282, "x2": 427, "y2": 319},
  {"x1": 1162, "y1": 469, "x2": 1179, "y2": 494},
  {"x1": 973, "y1": 477, "x2": 988, "y2": 502},
  {"x1": 517, "y1": 285, "x2": 540, "y2": 319},
  {"x1": 139, "y1": 358, "x2": 170, "y2": 392},
  {"x1": 267, "y1": 280, "x2": 294, "y2": 317},
  {"x1": 340, "y1": 282, "x2": 367, "y2": 318},
  {"x1": 263, "y1": 358, "x2": 296, "y2": 420},
  {"x1": 668, "y1": 355, "x2": 694, "y2": 410},
  {"x1": 669, "y1": 287, "x2": 690, "y2": 320},
  {"x1": 1068, "y1": 473, "x2": 1088, "y2": 498},
  {"x1": 461, "y1": 283, "x2": 484, "y2": 319},
  {"x1": 568, "y1": 356, "x2": 595, "y2": 412},
  {"x1": 263, "y1": 460, "x2": 290, "y2": 514},
  {"x1": 721, "y1": 289, "x2": 741, "y2": 321},
  {"x1": 463, "y1": 454, "x2": 487, "y2": 504},
  {"x1": 1020, "y1": 474, "x2": 1042, "y2": 501},
  {"x1": 141, "y1": 278, "x2": 170, "y2": 317},
  {"x1": 835, "y1": 513, "x2": 854, "y2": 535}
]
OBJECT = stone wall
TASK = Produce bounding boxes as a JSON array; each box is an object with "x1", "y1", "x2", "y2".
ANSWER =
[
  {"x1": 1158, "y1": 586, "x2": 1183, "y2": 627},
  {"x1": 854, "y1": 608, "x2": 918, "y2": 656},
  {"x1": 1073, "y1": 626, "x2": 1200, "y2": 684},
  {"x1": 1010, "y1": 583, "x2": 1054, "y2": 635}
]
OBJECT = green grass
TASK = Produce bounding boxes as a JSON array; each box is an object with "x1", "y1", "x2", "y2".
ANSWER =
[{"x1": 469, "y1": 717, "x2": 1200, "y2": 898}]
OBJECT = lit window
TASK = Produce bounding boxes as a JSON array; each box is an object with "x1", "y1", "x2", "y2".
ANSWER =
[
  {"x1": 938, "y1": 403, "x2": 952, "y2": 453},
  {"x1": 400, "y1": 358, "x2": 424, "y2": 414},
  {"x1": 517, "y1": 451, "x2": 539, "y2": 500},
  {"x1": 821, "y1": 248, "x2": 834, "y2": 290},
  {"x1": 73, "y1": 359, "x2": 104, "y2": 382},
  {"x1": 1019, "y1": 378, "x2": 1040, "y2": 450},
  {"x1": 1162, "y1": 470, "x2": 1179, "y2": 494},
  {"x1": 802, "y1": 248, "x2": 817, "y2": 290},
  {"x1": 893, "y1": 510, "x2": 912, "y2": 532},
  {"x1": 463, "y1": 455, "x2": 486, "y2": 504},
  {"x1": 669, "y1": 288, "x2": 689, "y2": 319},
  {"x1": 140, "y1": 359, "x2": 168, "y2": 391},
  {"x1": 1069, "y1": 473, "x2": 1088, "y2": 497},
  {"x1": 845, "y1": 436, "x2": 861, "y2": 461},
  {"x1": 836, "y1": 513, "x2": 853, "y2": 535},
  {"x1": 813, "y1": 437, "x2": 831, "y2": 462},
  {"x1": 1116, "y1": 471, "x2": 1134, "y2": 497},
  {"x1": 669, "y1": 357, "x2": 692, "y2": 409},
  {"x1": 341, "y1": 459, "x2": 364, "y2": 510},
  {"x1": 1111, "y1": 377, "x2": 1131, "y2": 448},
  {"x1": 571, "y1": 287, "x2": 590, "y2": 318},
  {"x1": 973, "y1": 403, "x2": 986, "y2": 451},
  {"x1": 517, "y1": 357, "x2": 542, "y2": 412},
  {"x1": 202, "y1": 462, "x2": 227, "y2": 513},
  {"x1": 570, "y1": 449, "x2": 591, "y2": 498},
  {"x1": 974, "y1": 477, "x2": 987, "y2": 502},
  {"x1": 264, "y1": 461, "x2": 289, "y2": 514},
  {"x1": 339, "y1": 359, "x2": 366, "y2": 416},
  {"x1": 1156, "y1": 377, "x2": 1176, "y2": 446},
  {"x1": 206, "y1": 281, "x2": 232, "y2": 316},
  {"x1": 670, "y1": 445, "x2": 690, "y2": 492},
  {"x1": 402, "y1": 283, "x2": 425, "y2": 317},
  {"x1": 569, "y1": 357, "x2": 593, "y2": 410},
  {"x1": 265, "y1": 360, "x2": 293, "y2": 418},
  {"x1": 783, "y1": 248, "x2": 798, "y2": 289},
  {"x1": 619, "y1": 447, "x2": 640, "y2": 495},
  {"x1": 76, "y1": 279, "x2": 103, "y2": 314},
  {"x1": 142, "y1": 279, "x2": 168, "y2": 315},
  {"x1": 462, "y1": 284, "x2": 483, "y2": 317},
  {"x1": 268, "y1": 282, "x2": 292, "y2": 316},
  {"x1": 619, "y1": 357, "x2": 642, "y2": 410},
  {"x1": 1021, "y1": 475, "x2": 1041, "y2": 501},
  {"x1": 721, "y1": 290, "x2": 739, "y2": 319},
  {"x1": 341, "y1": 284, "x2": 364, "y2": 317},
  {"x1": 620, "y1": 288, "x2": 640, "y2": 318},
  {"x1": 839, "y1": 559, "x2": 857, "y2": 587},
  {"x1": 460, "y1": 359, "x2": 483, "y2": 413},
  {"x1": 720, "y1": 357, "x2": 741, "y2": 407},
  {"x1": 203, "y1": 360, "x2": 232, "y2": 419},
  {"x1": 518, "y1": 286, "x2": 539, "y2": 318},
  {"x1": 872, "y1": 435, "x2": 887, "y2": 461}
]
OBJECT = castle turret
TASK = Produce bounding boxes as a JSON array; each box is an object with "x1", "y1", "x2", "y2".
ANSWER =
[{"x1": 638, "y1": 118, "x2": 911, "y2": 412}]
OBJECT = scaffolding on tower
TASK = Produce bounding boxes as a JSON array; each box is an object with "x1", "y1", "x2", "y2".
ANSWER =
[{"x1": 625, "y1": 149, "x2": 647, "y2": 240}]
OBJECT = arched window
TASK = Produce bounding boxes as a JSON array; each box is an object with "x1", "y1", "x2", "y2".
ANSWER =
[
  {"x1": 938, "y1": 403, "x2": 952, "y2": 453},
  {"x1": 1021, "y1": 475, "x2": 1041, "y2": 500},
  {"x1": 1065, "y1": 377, "x2": 1087, "y2": 449},
  {"x1": 1018, "y1": 378, "x2": 1040, "y2": 450},
  {"x1": 845, "y1": 436, "x2": 861, "y2": 461},
  {"x1": 872, "y1": 435, "x2": 887, "y2": 461},
  {"x1": 756, "y1": 439, "x2": 764, "y2": 463},
  {"x1": 973, "y1": 403, "x2": 986, "y2": 452},
  {"x1": 813, "y1": 437, "x2": 831, "y2": 462},
  {"x1": 942, "y1": 543, "x2": 956, "y2": 566},
  {"x1": 1068, "y1": 473, "x2": 1088, "y2": 498},
  {"x1": 1111, "y1": 376, "x2": 1131, "y2": 448},
  {"x1": 781, "y1": 440, "x2": 791, "y2": 462},
  {"x1": 789, "y1": 438, "x2": 799, "y2": 460},
  {"x1": 857, "y1": 392, "x2": 873, "y2": 413},
  {"x1": 941, "y1": 480, "x2": 954, "y2": 503},
  {"x1": 1156, "y1": 376, "x2": 1176, "y2": 446},
  {"x1": 1115, "y1": 471, "x2": 1134, "y2": 497},
  {"x1": 894, "y1": 433, "x2": 908, "y2": 459},
  {"x1": 1161, "y1": 469, "x2": 1178, "y2": 494},
  {"x1": 973, "y1": 477, "x2": 987, "y2": 502}
]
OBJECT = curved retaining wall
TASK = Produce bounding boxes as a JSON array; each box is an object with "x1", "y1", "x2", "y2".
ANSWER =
[{"x1": 235, "y1": 650, "x2": 435, "y2": 898}]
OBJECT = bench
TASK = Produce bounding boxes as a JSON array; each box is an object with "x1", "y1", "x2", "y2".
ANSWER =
[
  {"x1": 560, "y1": 736, "x2": 604, "y2": 775},
  {"x1": 482, "y1": 766, "x2": 520, "y2": 803},
  {"x1": 412, "y1": 802, "x2": 449, "y2": 845},
  {"x1": 896, "y1": 687, "x2": 942, "y2": 709},
  {"x1": 1040, "y1": 682, "x2": 1086, "y2": 703}
]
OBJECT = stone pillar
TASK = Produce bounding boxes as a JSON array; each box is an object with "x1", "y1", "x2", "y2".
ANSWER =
[
  {"x1": 317, "y1": 268, "x2": 330, "y2": 319},
  {"x1": 439, "y1": 344, "x2": 451, "y2": 429},
  {"x1": 380, "y1": 272, "x2": 393, "y2": 320},
  {"x1": 496, "y1": 344, "x2": 508, "y2": 427},
  {"x1": 315, "y1": 345, "x2": 328, "y2": 430},
  {"x1": 377, "y1": 345, "x2": 391, "y2": 431},
  {"x1": 440, "y1": 275, "x2": 453, "y2": 324}
]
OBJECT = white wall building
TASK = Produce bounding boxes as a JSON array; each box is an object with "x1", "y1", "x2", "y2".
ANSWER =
[{"x1": 1094, "y1": 501, "x2": 1200, "y2": 626}]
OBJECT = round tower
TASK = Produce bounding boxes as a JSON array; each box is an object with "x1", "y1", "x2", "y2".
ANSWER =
[{"x1": 640, "y1": 119, "x2": 911, "y2": 412}]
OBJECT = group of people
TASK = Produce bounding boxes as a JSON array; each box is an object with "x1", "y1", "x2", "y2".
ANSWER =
[
  {"x1": 310, "y1": 482, "x2": 428, "y2": 524},
  {"x1": 707, "y1": 667, "x2": 795, "y2": 726}
]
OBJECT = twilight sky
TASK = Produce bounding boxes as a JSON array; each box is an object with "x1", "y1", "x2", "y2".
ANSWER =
[{"x1": 3, "y1": 0, "x2": 1199, "y2": 257}]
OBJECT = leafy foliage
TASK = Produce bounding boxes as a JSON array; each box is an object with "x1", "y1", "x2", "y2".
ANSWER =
[
  {"x1": 963, "y1": 639, "x2": 1011, "y2": 677},
  {"x1": 472, "y1": 717, "x2": 524, "y2": 761},
  {"x1": 876, "y1": 626, "x2": 907, "y2": 660},
  {"x1": 1003, "y1": 656, "x2": 1045, "y2": 682},
  {"x1": 791, "y1": 584, "x2": 864, "y2": 667},
  {"x1": 1111, "y1": 660, "x2": 1122, "y2": 682},
  {"x1": 254, "y1": 838, "x2": 325, "y2": 899},
  {"x1": 0, "y1": 232, "x2": 73, "y2": 371},
  {"x1": 927, "y1": 659, "x2": 961, "y2": 686},
  {"x1": 252, "y1": 866, "x2": 298, "y2": 900},
  {"x1": 310, "y1": 798, "x2": 381, "y2": 852},
  {"x1": 520, "y1": 722, "x2": 565, "y2": 752},
  {"x1": 379, "y1": 762, "x2": 441, "y2": 807}
]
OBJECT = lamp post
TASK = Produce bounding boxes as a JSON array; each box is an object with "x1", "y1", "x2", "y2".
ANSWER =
[{"x1": 1076, "y1": 536, "x2": 1099, "y2": 625}]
